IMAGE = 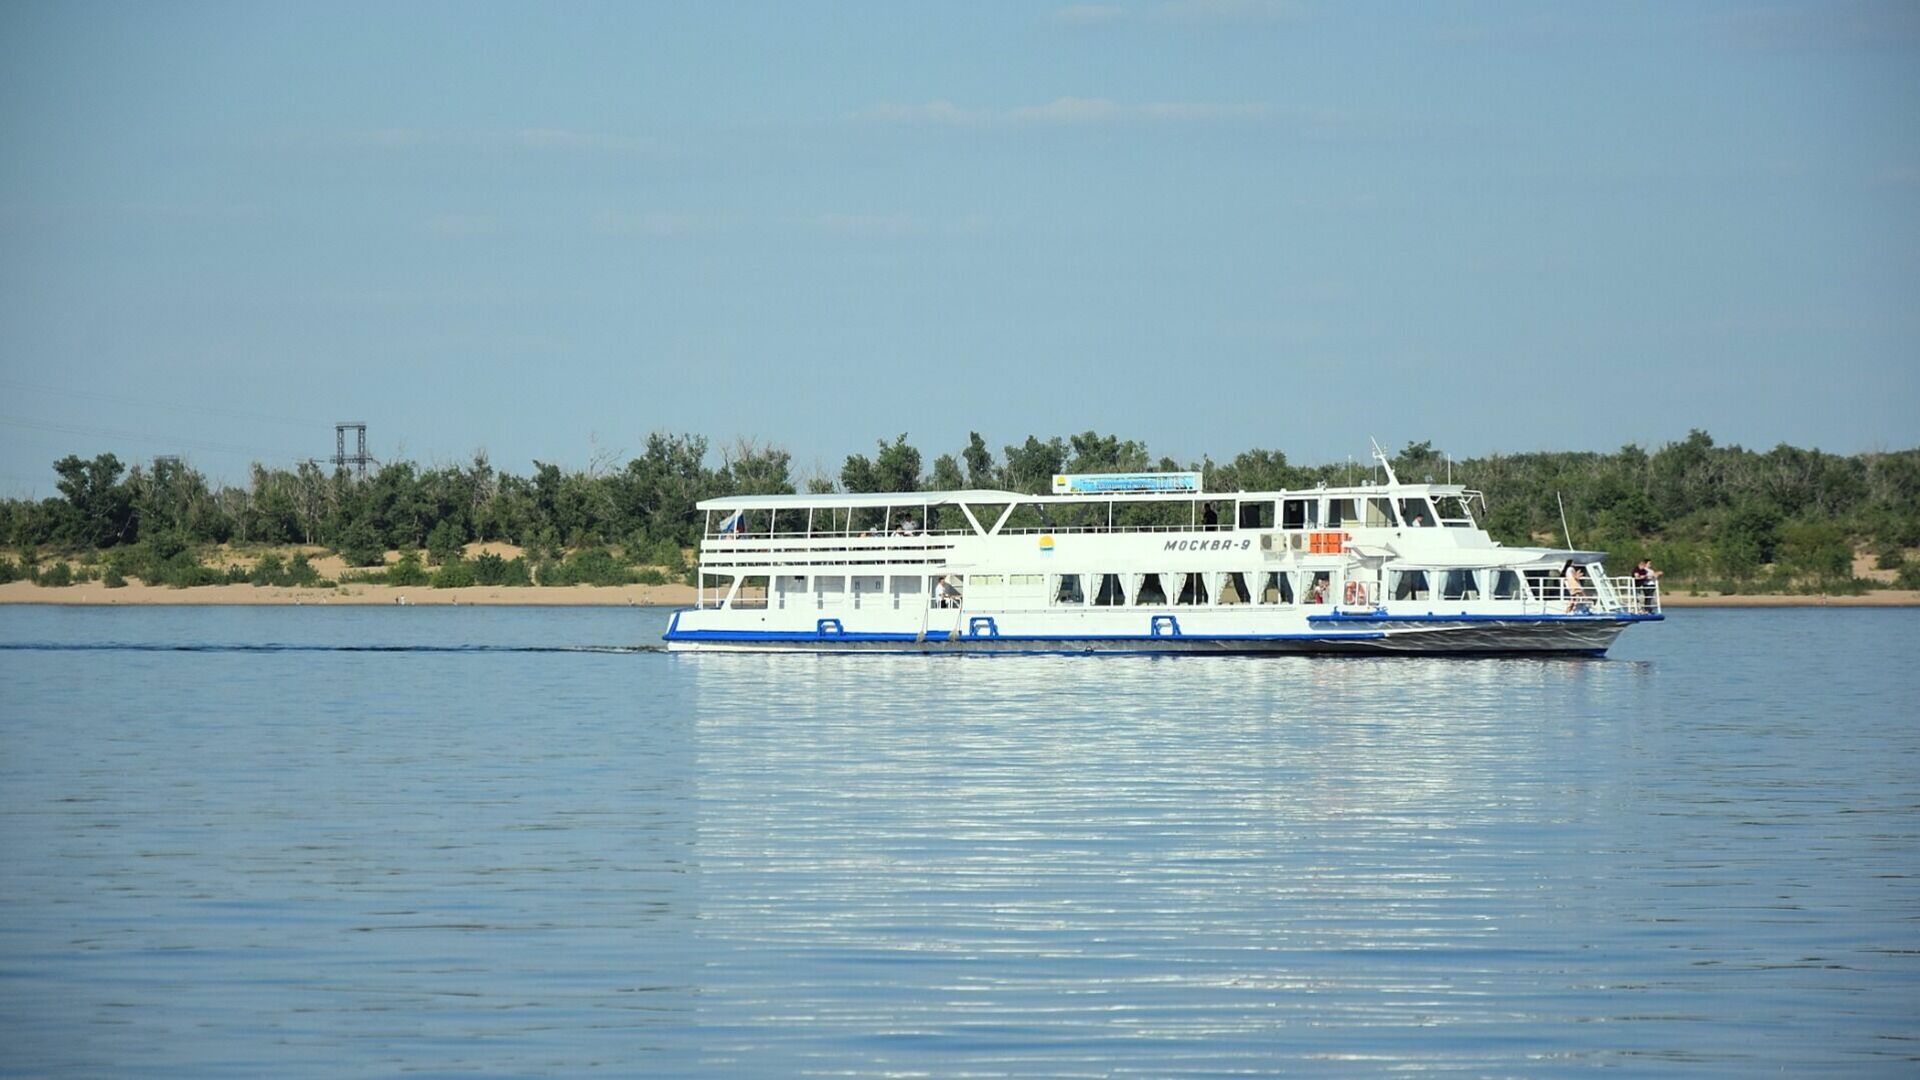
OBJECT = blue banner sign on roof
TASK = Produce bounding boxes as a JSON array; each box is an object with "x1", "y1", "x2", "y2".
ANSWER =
[{"x1": 1050, "y1": 471, "x2": 1203, "y2": 495}]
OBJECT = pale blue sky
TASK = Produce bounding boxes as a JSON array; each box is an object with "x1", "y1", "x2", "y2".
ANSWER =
[{"x1": 2, "y1": 1, "x2": 1916, "y2": 494}]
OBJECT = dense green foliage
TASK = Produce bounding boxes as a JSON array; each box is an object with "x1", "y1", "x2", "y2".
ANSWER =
[{"x1": 3, "y1": 430, "x2": 1916, "y2": 593}]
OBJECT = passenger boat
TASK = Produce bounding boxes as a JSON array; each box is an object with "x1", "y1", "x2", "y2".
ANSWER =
[{"x1": 664, "y1": 443, "x2": 1661, "y2": 655}]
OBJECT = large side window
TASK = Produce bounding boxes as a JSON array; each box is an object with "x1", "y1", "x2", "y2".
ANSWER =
[
  {"x1": 1093, "y1": 574, "x2": 1127, "y2": 606},
  {"x1": 1006, "y1": 574, "x2": 1045, "y2": 608},
  {"x1": 1135, "y1": 573, "x2": 1168, "y2": 606},
  {"x1": 814, "y1": 575, "x2": 846, "y2": 608},
  {"x1": 1217, "y1": 572, "x2": 1250, "y2": 605},
  {"x1": 1281, "y1": 498, "x2": 1319, "y2": 529},
  {"x1": 930, "y1": 574, "x2": 965, "y2": 608},
  {"x1": 1237, "y1": 501, "x2": 1275, "y2": 529},
  {"x1": 775, "y1": 574, "x2": 805, "y2": 609},
  {"x1": 732, "y1": 574, "x2": 770, "y2": 609},
  {"x1": 889, "y1": 575, "x2": 923, "y2": 609},
  {"x1": 1397, "y1": 498, "x2": 1436, "y2": 527},
  {"x1": 1390, "y1": 569, "x2": 1430, "y2": 601},
  {"x1": 1493, "y1": 570, "x2": 1524, "y2": 600},
  {"x1": 1434, "y1": 495, "x2": 1475, "y2": 527},
  {"x1": 1174, "y1": 572, "x2": 1209, "y2": 605},
  {"x1": 1441, "y1": 569, "x2": 1481, "y2": 600},
  {"x1": 1053, "y1": 574, "x2": 1085, "y2": 606},
  {"x1": 1259, "y1": 571, "x2": 1295, "y2": 605}
]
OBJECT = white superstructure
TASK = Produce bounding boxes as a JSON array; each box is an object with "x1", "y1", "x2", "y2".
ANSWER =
[{"x1": 665, "y1": 445, "x2": 1661, "y2": 655}]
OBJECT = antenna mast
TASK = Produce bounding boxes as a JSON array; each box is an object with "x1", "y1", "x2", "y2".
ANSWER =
[{"x1": 1368, "y1": 437, "x2": 1400, "y2": 486}]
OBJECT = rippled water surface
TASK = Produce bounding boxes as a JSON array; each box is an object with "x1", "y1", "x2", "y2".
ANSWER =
[{"x1": 2, "y1": 605, "x2": 1916, "y2": 1076}]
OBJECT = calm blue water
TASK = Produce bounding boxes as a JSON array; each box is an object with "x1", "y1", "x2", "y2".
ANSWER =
[{"x1": 1, "y1": 606, "x2": 1915, "y2": 1077}]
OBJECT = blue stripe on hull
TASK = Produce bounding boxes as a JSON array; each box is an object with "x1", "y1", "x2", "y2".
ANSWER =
[
  {"x1": 662, "y1": 609, "x2": 1633, "y2": 655},
  {"x1": 663, "y1": 629, "x2": 1391, "y2": 643}
]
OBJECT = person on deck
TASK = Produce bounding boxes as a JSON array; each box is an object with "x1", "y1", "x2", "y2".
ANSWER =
[
  {"x1": 1562, "y1": 560, "x2": 1590, "y2": 612},
  {"x1": 1632, "y1": 558, "x2": 1660, "y2": 612},
  {"x1": 935, "y1": 575, "x2": 961, "y2": 608}
]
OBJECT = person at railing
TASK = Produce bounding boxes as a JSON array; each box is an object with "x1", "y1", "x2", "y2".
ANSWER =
[
  {"x1": 1632, "y1": 558, "x2": 1661, "y2": 612},
  {"x1": 1562, "y1": 560, "x2": 1590, "y2": 613},
  {"x1": 896, "y1": 518, "x2": 919, "y2": 536},
  {"x1": 934, "y1": 575, "x2": 961, "y2": 608}
]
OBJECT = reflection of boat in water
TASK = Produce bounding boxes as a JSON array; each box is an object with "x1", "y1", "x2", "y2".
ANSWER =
[{"x1": 665, "y1": 443, "x2": 1661, "y2": 655}]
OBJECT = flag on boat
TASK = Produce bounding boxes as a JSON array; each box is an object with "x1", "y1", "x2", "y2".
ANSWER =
[{"x1": 719, "y1": 510, "x2": 745, "y2": 534}]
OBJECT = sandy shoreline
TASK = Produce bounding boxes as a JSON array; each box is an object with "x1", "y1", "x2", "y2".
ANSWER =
[
  {"x1": 1657, "y1": 591, "x2": 1920, "y2": 607},
  {"x1": 4, "y1": 581, "x2": 1915, "y2": 608},
  {"x1": 0, "y1": 580, "x2": 697, "y2": 607}
]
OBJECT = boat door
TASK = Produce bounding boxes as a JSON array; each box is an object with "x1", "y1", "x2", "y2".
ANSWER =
[{"x1": 1340, "y1": 564, "x2": 1381, "y2": 609}]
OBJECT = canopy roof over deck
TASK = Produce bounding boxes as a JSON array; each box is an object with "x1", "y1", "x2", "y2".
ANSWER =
[
  {"x1": 697, "y1": 489, "x2": 1030, "y2": 512},
  {"x1": 696, "y1": 481, "x2": 1472, "y2": 513}
]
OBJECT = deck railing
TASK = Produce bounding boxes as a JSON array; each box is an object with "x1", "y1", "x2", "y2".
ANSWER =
[{"x1": 1523, "y1": 575, "x2": 1660, "y2": 615}]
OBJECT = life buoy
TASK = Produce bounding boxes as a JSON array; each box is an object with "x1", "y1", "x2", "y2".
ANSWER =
[{"x1": 1343, "y1": 580, "x2": 1363, "y2": 606}]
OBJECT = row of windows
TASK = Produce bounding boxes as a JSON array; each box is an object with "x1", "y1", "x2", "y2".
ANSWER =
[
  {"x1": 712, "y1": 570, "x2": 1349, "y2": 610},
  {"x1": 1389, "y1": 568, "x2": 1532, "y2": 601},
  {"x1": 1281, "y1": 495, "x2": 1474, "y2": 530},
  {"x1": 1045, "y1": 571, "x2": 1335, "y2": 607},
  {"x1": 707, "y1": 567, "x2": 1553, "y2": 610}
]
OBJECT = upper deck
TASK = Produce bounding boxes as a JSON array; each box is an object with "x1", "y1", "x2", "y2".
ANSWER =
[
  {"x1": 687, "y1": 473, "x2": 1564, "y2": 581},
  {"x1": 696, "y1": 481, "x2": 1488, "y2": 539}
]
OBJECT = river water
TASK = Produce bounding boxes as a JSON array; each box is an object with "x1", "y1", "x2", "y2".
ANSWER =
[{"x1": 1, "y1": 606, "x2": 1915, "y2": 1077}]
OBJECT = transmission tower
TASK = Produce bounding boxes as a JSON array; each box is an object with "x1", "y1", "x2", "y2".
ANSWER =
[{"x1": 332, "y1": 422, "x2": 371, "y2": 479}]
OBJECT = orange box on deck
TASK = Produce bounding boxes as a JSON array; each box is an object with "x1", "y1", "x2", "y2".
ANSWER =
[{"x1": 1307, "y1": 531, "x2": 1348, "y2": 554}]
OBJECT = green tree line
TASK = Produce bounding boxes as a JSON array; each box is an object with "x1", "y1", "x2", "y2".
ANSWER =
[{"x1": 3, "y1": 430, "x2": 1917, "y2": 593}]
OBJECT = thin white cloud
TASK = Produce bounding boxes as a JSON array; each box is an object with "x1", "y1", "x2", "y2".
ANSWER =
[{"x1": 855, "y1": 100, "x2": 986, "y2": 127}]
